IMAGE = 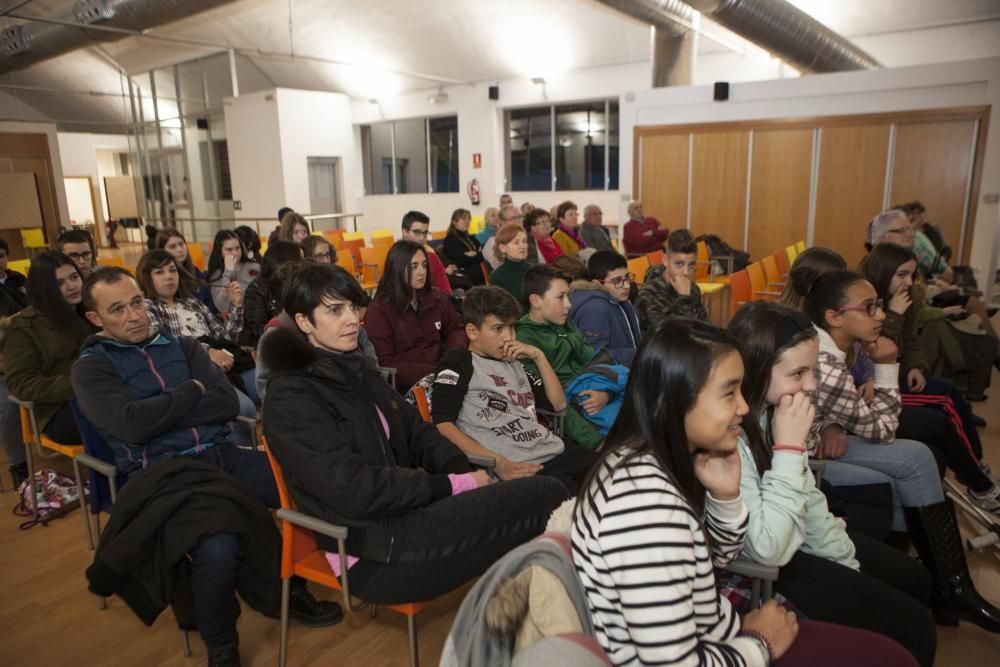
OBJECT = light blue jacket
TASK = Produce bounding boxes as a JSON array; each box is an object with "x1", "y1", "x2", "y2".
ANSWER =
[{"x1": 737, "y1": 421, "x2": 858, "y2": 570}]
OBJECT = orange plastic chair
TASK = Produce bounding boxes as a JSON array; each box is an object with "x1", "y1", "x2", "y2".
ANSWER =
[
  {"x1": 263, "y1": 437, "x2": 430, "y2": 667},
  {"x1": 324, "y1": 228, "x2": 346, "y2": 249},
  {"x1": 730, "y1": 269, "x2": 752, "y2": 310},
  {"x1": 187, "y1": 243, "x2": 206, "y2": 271},
  {"x1": 430, "y1": 231, "x2": 447, "y2": 241},
  {"x1": 12, "y1": 398, "x2": 91, "y2": 548},
  {"x1": 371, "y1": 235, "x2": 394, "y2": 249},
  {"x1": 646, "y1": 250, "x2": 664, "y2": 267},
  {"x1": 627, "y1": 256, "x2": 650, "y2": 286},
  {"x1": 340, "y1": 238, "x2": 366, "y2": 273},
  {"x1": 413, "y1": 385, "x2": 432, "y2": 423},
  {"x1": 359, "y1": 245, "x2": 389, "y2": 291},
  {"x1": 761, "y1": 254, "x2": 785, "y2": 289},
  {"x1": 336, "y1": 251, "x2": 357, "y2": 276},
  {"x1": 696, "y1": 241, "x2": 731, "y2": 285},
  {"x1": 773, "y1": 249, "x2": 789, "y2": 278},
  {"x1": 97, "y1": 256, "x2": 126, "y2": 269},
  {"x1": 748, "y1": 262, "x2": 781, "y2": 301}
]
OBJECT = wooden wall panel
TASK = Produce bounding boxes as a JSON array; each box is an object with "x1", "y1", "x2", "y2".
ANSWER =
[
  {"x1": 0, "y1": 173, "x2": 43, "y2": 230},
  {"x1": 748, "y1": 129, "x2": 813, "y2": 260},
  {"x1": 690, "y1": 131, "x2": 749, "y2": 246},
  {"x1": 891, "y1": 120, "x2": 977, "y2": 258},
  {"x1": 639, "y1": 133, "x2": 688, "y2": 230},
  {"x1": 814, "y1": 124, "x2": 890, "y2": 267}
]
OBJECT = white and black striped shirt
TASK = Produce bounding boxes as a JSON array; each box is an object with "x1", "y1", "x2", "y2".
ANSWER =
[{"x1": 572, "y1": 451, "x2": 761, "y2": 666}]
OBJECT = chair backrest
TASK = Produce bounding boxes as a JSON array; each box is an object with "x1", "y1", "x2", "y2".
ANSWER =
[
  {"x1": 336, "y1": 251, "x2": 356, "y2": 275},
  {"x1": 8, "y1": 258, "x2": 30, "y2": 274},
  {"x1": 695, "y1": 241, "x2": 711, "y2": 281},
  {"x1": 371, "y1": 235, "x2": 394, "y2": 249},
  {"x1": 343, "y1": 231, "x2": 366, "y2": 243},
  {"x1": 69, "y1": 399, "x2": 125, "y2": 515},
  {"x1": 646, "y1": 249, "x2": 664, "y2": 267},
  {"x1": 340, "y1": 238, "x2": 366, "y2": 272},
  {"x1": 187, "y1": 243, "x2": 207, "y2": 271},
  {"x1": 626, "y1": 256, "x2": 650, "y2": 285},
  {"x1": 785, "y1": 244, "x2": 798, "y2": 266},
  {"x1": 795, "y1": 240, "x2": 806, "y2": 253},
  {"x1": 324, "y1": 228, "x2": 346, "y2": 249},
  {"x1": 262, "y1": 436, "x2": 322, "y2": 571},
  {"x1": 430, "y1": 230, "x2": 447, "y2": 240},
  {"x1": 20, "y1": 227, "x2": 47, "y2": 248},
  {"x1": 370, "y1": 228, "x2": 394, "y2": 240},
  {"x1": 761, "y1": 254, "x2": 782, "y2": 286},
  {"x1": 773, "y1": 249, "x2": 789, "y2": 276},
  {"x1": 413, "y1": 384, "x2": 432, "y2": 423},
  {"x1": 97, "y1": 256, "x2": 126, "y2": 268},
  {"x1": 747, "y1": 262, "x2": 768, "y2": 295},
  {"x1": 730, "y1": 269, "x2": 752, "y2": 307},
  {"x1": 359, "y1": 245, "x2": 389, "y2": 284}
]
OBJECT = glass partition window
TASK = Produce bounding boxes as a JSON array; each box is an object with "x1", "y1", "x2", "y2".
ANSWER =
[
  {"x1": 361, "y1": 115, "x2": 459, "y2": 195},
  {"x1": 506, "y1": 99, "x2": 619, "y2": 192}
]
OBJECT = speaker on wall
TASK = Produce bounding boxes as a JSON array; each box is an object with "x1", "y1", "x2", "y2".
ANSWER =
[
  {"x1": 488, "y1": 85, "x2": 499, "y2": 100},
  {"x1": 713, "y1": 82, "x2": 729, "y2": 102},
  {"x1": 196, "y1": 117, "x2": 209, "y2": 129}
]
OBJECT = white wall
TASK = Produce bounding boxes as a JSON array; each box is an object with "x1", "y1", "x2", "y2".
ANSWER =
[
  {"x1": 223, "y1": 89, "x2": 286, "y2": 221},
  {"x1": 274, "y1": 89, "x2": 361, "y2": 218},
  {"x1": 350, "y1": 61, "x2": 650, "y2": 232},
  {"x1": 620, "y1": 57, "x2": 1000, "y2": 300},
  {"x1": 57, "y1": 132, "x2": 131, "y2": 244}
]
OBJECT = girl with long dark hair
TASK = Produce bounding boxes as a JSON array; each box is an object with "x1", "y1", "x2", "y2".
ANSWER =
[
  {"x1": 861, "y1": 243, "x2": 999, "y2": 512},
  {"x1": 206, "y1": 229, "x2": 260, "y2": 313},
  {"x1": 442, "y1": 208, "x2": 486, "y2": 286},
  {"x1": 155, "y1": 227, "x2": 215, "y2": 312},
  {"x1": 729, "y1": 301, "x2": 935, "y2": 665},
  {"x1": 4, "y1": 252, "x2": 97, "y2": 443},
  {"x1": 364, "y1": 240, "x2": 466, "y2": 391},
  {"x1": 571, "y1": 318, "x2": 917, "y2": 666},
  {"x1": 238, "y1": 240, "x2": 304, "y2": 347},
  {"x1": 792, "y1": 266, "x2": 1000, "y2": 633}
]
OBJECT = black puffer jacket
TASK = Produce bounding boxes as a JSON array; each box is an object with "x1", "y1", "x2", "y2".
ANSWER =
[{"x1": 260, "y1": 326, "x2": 473, "y2": 561}]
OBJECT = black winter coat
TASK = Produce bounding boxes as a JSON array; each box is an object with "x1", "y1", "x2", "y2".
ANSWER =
[
  {"x1": 260, "y1": 326, "x2": 472, "y2": 561},
  {"x1": 85, "y1": 458, "x2": 281, "y2": 627}
]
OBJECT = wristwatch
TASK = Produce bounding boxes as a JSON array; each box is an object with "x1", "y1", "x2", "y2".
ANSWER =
[{"x1": 746, "y1": 635, "x2": 770, "y2": 666}]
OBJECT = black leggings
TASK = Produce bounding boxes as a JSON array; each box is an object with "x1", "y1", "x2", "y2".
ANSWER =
[
  {"x1": 897, "y1": 404, "x2": 992, "y2": 493},
  {"x1": 774, "y1": 529, "x2": 936, "y2": 667},
  {"x1": 42, "y1": 402, "x2": 81, "y2": 445},
  {"x1": 540, "y1": 438, "x2": 598, "y2": 494},
  {"x1": 346, "y1": 476, "x2": 568, "y2": 604}
]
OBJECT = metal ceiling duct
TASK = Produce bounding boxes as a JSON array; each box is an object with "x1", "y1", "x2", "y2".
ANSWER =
[
  {"x1": 683, "y1": 0, "x2": 880, "y2": 72},
  {"x1": 598, "y1": 0, "x2": 699, "y2": 86},
  {"x1": 597, "y1": 0, "x2": 880, "y2": 80},
  {"x1": 0, "y1": 0, "x2": 239, "y2": 75}
]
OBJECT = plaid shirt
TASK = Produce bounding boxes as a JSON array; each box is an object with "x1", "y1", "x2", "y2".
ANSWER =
[
  {"x1": 145, "y1": 297, "x2": 243, "y2": 343},
  {"x1": 809, "y1": 327, "x2": 900, "y2": 454}
]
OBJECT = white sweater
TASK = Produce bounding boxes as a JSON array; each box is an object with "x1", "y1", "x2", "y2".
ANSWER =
[{"x1": 572, "y1": 450, "x2": 763, "y2": 666}]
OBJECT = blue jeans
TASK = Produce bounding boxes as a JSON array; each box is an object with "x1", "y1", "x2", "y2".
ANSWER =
[
  {"x1": 187, "y1": 445, "x2": 279, "y2": 650},
  {"x1": 0, "y1": 376, "x2": 24, "y2": 467},
  {"x1": 822, "y1": 436, "x2": 944, "y2": 531}
]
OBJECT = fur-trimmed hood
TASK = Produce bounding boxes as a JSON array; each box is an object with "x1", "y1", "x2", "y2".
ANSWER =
[{"x1": 258, "y1": 324, "x2": 377, "y2": 383}]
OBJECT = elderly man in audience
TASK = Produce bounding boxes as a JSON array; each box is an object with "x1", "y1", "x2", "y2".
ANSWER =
[
  {"x1": 579, "y1": 204, "x2": 616, "y2": 253},
  {"x1": 71, "y1": 266, "x2": 341, "y2": 667},
  {"x1": 483, "y1": 205, "x2": 525, "y2": 270},
  {"x1": 622, "y1": 200, "x2": 669, "y2": 256}
]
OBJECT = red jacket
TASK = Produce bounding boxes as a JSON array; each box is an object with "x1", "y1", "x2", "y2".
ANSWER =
[
  {"x1": 364, "y1": 288, "x2": 467, "y2": 392},
  {"x1": 425, "y1": 246, "x2": 453, "y2": 295},
  {"x1": 623, "y1": 218, "x2": 669, "y2": 255}
]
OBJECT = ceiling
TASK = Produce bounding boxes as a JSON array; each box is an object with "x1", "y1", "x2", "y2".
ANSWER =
[{"x1": 0, "y1": 0, "x2": 998, "y2": 131}]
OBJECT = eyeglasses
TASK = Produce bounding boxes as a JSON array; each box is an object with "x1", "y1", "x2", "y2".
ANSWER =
[
  {"x1": 409, "y1": 229, "x2": 429, "y2": 237},
  {"x1": 66, "y1": 251, "x2": 93, "y2": 262},
  {"x1": 605, "y1": 273, "x2": 635, "y2": 288},
  {"x1": 838, "y1": 299, "x2": 884, "y2": 317},
  {"x1": 313, "y1": 251, "x2": 333, "y2": 260},
  {"x1": 886, "y1": 226, "x2": 914, "y2": 236}
]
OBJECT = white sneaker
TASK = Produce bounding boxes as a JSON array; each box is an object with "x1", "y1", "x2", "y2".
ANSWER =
[{"x1": 967, "y1": 484, "x2": 1000, "y2": 516}]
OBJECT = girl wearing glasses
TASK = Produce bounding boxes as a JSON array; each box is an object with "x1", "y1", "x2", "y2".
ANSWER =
[{"x1": 791, "y1": 266, "x2": 1000, "y2": 633}]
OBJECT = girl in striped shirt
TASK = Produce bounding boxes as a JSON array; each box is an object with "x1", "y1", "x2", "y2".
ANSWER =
[{"x1": 571, "y1": 318, "x2": 915, "y2": 666}]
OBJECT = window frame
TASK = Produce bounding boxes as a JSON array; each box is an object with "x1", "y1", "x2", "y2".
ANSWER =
[{"x1": 361, "y1": 114, "x2": 460, "y2": 195}]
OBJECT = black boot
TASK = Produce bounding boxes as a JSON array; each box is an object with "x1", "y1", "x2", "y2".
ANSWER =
[
  {"x1": 207, "y1": 643, "x2": 241, "y2": 667},
  {"x1": 904, "y1": 500, "x2": 1000, "y2": 633},
  {"x1": 288, "y1": 579, "x2": 344, "y2": 627},
  {"x1": 9, "y1": 462, "x2": 28, "y2": 489}
]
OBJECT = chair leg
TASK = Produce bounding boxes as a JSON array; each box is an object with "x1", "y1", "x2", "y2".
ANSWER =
[
  {"x1": 279, "y1": 577, "x2": 291, "y2": 667},
  {"x1": 72, "y1": 458, "x2": 94, "y2": 550},
  {"x1": 24, "y1": 440, "x2": 39, "y2": 522},
  {"x1": 99, "y1": 595, "x2": 108, "y2": 610},
  {"x1": 370, "y1": 604, "x2": 378, "y2": 619},
  {"x1": 407, "y1": 613, "x2": 419, "y2": 667},
  {"x1": 750, "y1": 578, "x2": 761, "y2": 609},
  {"x1": 181, "y1": 629, "x2": 191, "y2": 657}
]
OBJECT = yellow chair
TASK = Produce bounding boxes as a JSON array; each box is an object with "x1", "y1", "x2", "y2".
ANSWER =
[
  {"x1": 20, "y1": 228, "x2": 47, "y2": 257},
  {"x1": 97, "y1": 256, "x2": 126, "y2": 269},
  {"x1": 795, "y1": 240, "x2": 806, "y2": 254},
  {"x1": 785, "y1": 244, "x2": 798, "y2": 266},
  {"x1": 8, "y1": 258, "x2": 30, "y2": 275},
  {"x1": 370, "y1": 228, "x2": 394, "y2": 241},
  {"x1": 627, "y1": 256, "x2": 651, "y2": 286},
  {"x1": 469, "y1": 215, "x2": 484, "y2": 234},
  {"x1": 343, "y1": 231, "x2": 366, "y2": 243}
]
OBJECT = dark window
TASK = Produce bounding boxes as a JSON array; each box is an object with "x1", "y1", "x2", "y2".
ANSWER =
[
  {"x1": 509, "y1": 107, "x2": 552, "y2": 191},
  {"x1": 362, "y1": 115, "x2": 459, "y2": 195},
  {"x1": 429, "y1": 116, "x2": 460, "y2": 193},
  {"x1": 214, "y1": 140, "x2": 232, "y2": 200}
]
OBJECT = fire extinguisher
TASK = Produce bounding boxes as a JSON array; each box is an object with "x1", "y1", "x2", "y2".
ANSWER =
[{"x1": 467, "y1": 178, "x2": 480, "y2": 206}]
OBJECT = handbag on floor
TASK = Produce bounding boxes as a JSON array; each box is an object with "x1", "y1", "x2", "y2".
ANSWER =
[{"x1": 13, "y1": 468, "x2": 86, "y2": 530}]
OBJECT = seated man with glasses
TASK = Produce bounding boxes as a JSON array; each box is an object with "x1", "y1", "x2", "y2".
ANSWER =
[
  {"x1": 401, "y1": 210, "x2": 454, "y2": 295},
  {"x1": 57, "y1": 229, "x2": 99, "y2": 280},
  {"x1": 569, "y1": 250, "x2": 642, "y2": 365},
  {"x1": 635, "y1": 229, "x2": 709, "y2": 332}
]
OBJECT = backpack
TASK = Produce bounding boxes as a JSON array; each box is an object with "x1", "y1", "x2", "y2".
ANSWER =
[
  {"x1": 696, "y1": 234, "x2": 750, "y2": 274},
  {"x1": 14, "y1": 469, "x2": 86, "y2": 530},
  {"x1": 921, "y1": 223, "x2": 952, "y2": 262}
]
